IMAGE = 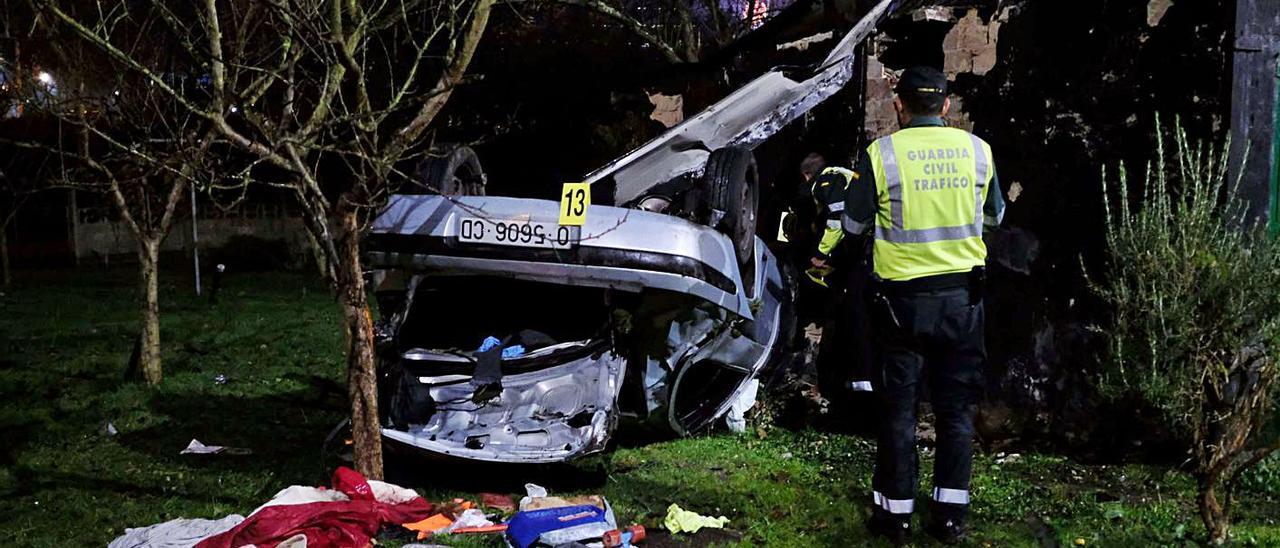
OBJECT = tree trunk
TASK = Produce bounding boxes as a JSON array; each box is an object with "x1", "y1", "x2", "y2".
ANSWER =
[
  {"x1": 337, "y1": 209, "x2": 382, "y2": 479},
  {"x1": 1199, "y1": 473, "x2": 1230, "y2": 544},
  {"x1": 138, "y1": 239, "x2": 163, "y2": 385},
  {"x1": 302, "y1": 220, "x2": 330, "y2": 278},
  {"x1": 1, "y1": 222, "x2": 10, "y2": 287}
]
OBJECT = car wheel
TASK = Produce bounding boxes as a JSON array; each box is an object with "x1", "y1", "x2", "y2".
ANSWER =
[
  {"x1": 415, "y1": 145, "x2": 486, "y2": 196},
  {"x1": 703, "y1": 147, "x2": 759, "y2": 266}
]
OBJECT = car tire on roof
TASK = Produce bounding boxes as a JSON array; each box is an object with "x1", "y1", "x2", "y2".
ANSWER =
[
  {"x1": 415, "y1": 145, "x2": 486, "y2": 196},
  {"x1": 703, "y1": 146, "x2": 759, "y2": 267}
]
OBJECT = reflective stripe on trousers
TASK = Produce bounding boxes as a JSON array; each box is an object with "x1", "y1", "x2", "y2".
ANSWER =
[
  {"x1": 873, "y1": 491, "x2": 915, "y2": 514},
  {"x1": 933, "y1": 487, "x2": 970, "y2": 505}
]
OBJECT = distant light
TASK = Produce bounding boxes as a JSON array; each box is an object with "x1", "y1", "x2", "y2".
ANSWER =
[
  {"x1": 229, "y1": 105, "x2": 238, "y2": 113},
  {"x1": 36, "y1": 71, "x2": 54, "y2": 85},
  {"x1": 113, "y1": 90, "x2": 120, "y2": 96}
]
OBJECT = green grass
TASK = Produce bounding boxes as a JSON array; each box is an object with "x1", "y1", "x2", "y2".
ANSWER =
[{"x1": 1, "y1": 268, "x2": 1278, "y2": 546}]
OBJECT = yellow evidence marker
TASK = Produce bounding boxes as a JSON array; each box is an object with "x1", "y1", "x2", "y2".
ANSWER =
[{"x1": 559, "y1": 182, "x2": 591, "y2": 226}]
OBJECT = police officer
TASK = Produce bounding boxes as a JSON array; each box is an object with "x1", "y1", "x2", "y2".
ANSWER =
[
  {"x1": 799, "y1": 153, "x2": 855, "y2": 283},
  {"x1": 841, "y1": 66, "x2": 1005, "y2": 544},
  {"x1": 797, "y1": 154, "x2": 877, "y2": 397}
]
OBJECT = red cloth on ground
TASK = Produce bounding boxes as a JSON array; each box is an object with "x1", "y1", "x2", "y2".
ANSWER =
[
  {"x1": 196, "y1": 468, "x2": 434, "y2": 548},
  {"x1": 331, "y1": 467, "x2": 374, "y2": 501}
]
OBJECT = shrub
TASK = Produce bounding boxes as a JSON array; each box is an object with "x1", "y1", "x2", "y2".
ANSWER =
[{"x1": 1092, "y1": 118, "x2": 1280, "y2": 544}]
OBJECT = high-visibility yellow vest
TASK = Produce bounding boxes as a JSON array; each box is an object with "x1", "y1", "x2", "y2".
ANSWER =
[{"x1": 866, "y1": 127, "x2": 994, "y2": 281}]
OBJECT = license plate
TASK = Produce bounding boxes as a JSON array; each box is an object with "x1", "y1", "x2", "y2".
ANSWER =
[{"x1": 457, "y1": 216, "x2": 577, "y2": 249}]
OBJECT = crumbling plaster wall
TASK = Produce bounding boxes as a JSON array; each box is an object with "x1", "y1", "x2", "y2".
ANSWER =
[{"x1": 863, "y1": 5, "x2": 1008, "y2": 135}]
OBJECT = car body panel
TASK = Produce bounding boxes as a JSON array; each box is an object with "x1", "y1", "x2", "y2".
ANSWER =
[
  {"x1": 366, "y1": 194, "x2": 754, "y2": 319},
  {"x1": 383, "y1": 348, "x2": 625, "y2": 463},
  {"x1": 583, "y1": 0, "x2": 897, "y2": 205}
]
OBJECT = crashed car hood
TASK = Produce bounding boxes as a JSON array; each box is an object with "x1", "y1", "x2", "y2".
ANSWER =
[{"x1": 366, "y1": 194, "x2": 756, "y2": 319}]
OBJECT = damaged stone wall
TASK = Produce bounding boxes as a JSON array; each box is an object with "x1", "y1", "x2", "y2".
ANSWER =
[
  {"x1": 861, "y1": 4, "x2": 1010, "y2": 137},
  {"x1": 942, "y1": 8, "x2": 1002, "y2": 78}
]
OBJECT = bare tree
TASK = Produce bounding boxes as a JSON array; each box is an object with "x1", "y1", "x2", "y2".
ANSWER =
[
  {"x1": 30, "y1": 0, "x2": 494, "y2": 477},
  {"x1": 522, "y1": 0, "x2": 800, "y2": 64},
  {"x1": 2, "y1": 4, "x2": 216, "y2": 384}
]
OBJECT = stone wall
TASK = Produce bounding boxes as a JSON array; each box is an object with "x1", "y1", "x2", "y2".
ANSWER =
[{"x1": 75, "y1": 217, "x2": 312, "y2": 264}]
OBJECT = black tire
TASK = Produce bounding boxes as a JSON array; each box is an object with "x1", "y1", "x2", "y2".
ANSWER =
[
  {"x1": 415, "y1": 145, "x2": 486, "y2": 196},
  {"x1": 703, "y1": 147, "x2": 759, "y2": 266}
]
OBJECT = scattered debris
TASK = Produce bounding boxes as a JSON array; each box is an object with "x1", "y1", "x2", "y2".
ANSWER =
[
  {"x1": 480, "y1": 492, "x2": 517, "y2": 513},
  {"x1": 913, "y1": 6, "x2": 953, "y2": 22},
  {"x1": 603, "y1": 525, "x2": 646, "y2": 547},
  {"x1": 199, "y1": 467, "x2": 435, "y2": 548},
  {"x1": 647, "y1": 92, "x2": 684, "y2": 128},
  {"x1": 180, "y1": 439, "x2": 250, "y2": 455},
  {"x1": 663, "y1": 504, "x2": 730, "y2": 534},
  {"x1": 507, "y1": 504, "x2": 614, "y2": 548},
  {"x1": 776, "y1": 31, "x2": 835, "y2": 52},
  {"x1": 1147, "y1": 0, "x2": 1174, "y2": 26},
  {"x1": 1008, "y1": 181, "x2": 1023, "y2": 202},
  {"x1": 213, "y1": 374, "x2": 228, "y2": 385},
  {"x1": 504, "y1": 484, "x2": 633, "y2": 547},
  {"x1": 994, "y1": 452, "x2": 1022, "y2": 464},
  {"x1": 725, "y1": 378, "x2": 760, "y2": 433},
  {"x1": 109, "y1": 467, "x2": 435, "y2": 548},
  {"x1": 447, "y1": 508, "x2": 495, "y2": 532},
  {"x1": 181, "y1": 439, "x2": 225, "y2": 455},
  {"x1": 108, "y1": 515, "x2": 245, "y2": 548},
  {"x1": 403, "y1": 514, "x2": 454, "y2": 540}
]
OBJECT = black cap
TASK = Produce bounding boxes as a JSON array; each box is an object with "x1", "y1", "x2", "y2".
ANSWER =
[{"x1": 895, "y1": 66, "x2": 948, "y2": 96}]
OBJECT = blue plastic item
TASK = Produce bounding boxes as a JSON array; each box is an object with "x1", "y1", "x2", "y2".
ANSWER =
[
  {"x1": 506, "y1": 505, "x2": 608, "y2": 548},
  {"x1": 477, "y1": 336, "x2": 526, "y2": 359},
  {"x1": 478, "y1": 336, "x2": 502, "y2": 353}
]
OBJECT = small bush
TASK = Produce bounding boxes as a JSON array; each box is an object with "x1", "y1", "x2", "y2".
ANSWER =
[{"x1": 1091, "y1": 118, "x2": 1280, "y2": 543}]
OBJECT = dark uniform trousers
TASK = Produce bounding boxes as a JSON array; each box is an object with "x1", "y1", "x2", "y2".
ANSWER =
[
  {"x1": 816, "y1": 241, "x2": 876, "y2": 398},
  {"x1": 871, "y1": 282, "x2": 985, "y2": 521}
]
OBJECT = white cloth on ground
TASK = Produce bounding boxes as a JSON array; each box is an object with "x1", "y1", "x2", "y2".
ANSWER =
[
  {"x1": 249, "y1": 486, "x2": 349, "y2": 516},
  {"x1": 107, "y1": 515, "x2": 245, "y2": 548},
  {"x1": 248, "y1": 480, "x2": 421, "y2": 516}
]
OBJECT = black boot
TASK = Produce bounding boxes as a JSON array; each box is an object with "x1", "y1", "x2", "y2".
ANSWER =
[
  {"x1": 868, "y1": 512, "x2": 912, "y2": 546},
  {"x1": 926, "y1": 503, "x2": 967, "y2": 545}
]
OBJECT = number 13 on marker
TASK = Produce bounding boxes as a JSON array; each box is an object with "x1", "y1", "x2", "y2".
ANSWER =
[{"x1": 559, "y1": 182, "x2": 590, "y2": 226}]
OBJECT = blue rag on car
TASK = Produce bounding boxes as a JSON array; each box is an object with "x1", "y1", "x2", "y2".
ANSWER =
[
  {"x1": 477, "y1": 336, "x2": 525, "y2": 358},
  {"x1": 505, "y1": 505, "x2": 609, "y2": 548}
]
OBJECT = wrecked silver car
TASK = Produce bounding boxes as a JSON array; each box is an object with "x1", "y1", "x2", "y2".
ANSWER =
[
  {"x1": 365, "y1": 0, "x2": 900, "y2": 463},
  {"x1": 366, "y1": 189, "x2": 795, "y2": 463}
]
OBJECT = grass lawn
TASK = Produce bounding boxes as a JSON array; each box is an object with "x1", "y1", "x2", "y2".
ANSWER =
[{"x1": 1, "y1": 267, "x2": 1277, "y2": 546}]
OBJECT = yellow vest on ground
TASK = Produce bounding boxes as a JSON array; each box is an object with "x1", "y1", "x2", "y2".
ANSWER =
[{"x1": 866, "y1": 127, "x2": 994, "y2": 281}]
